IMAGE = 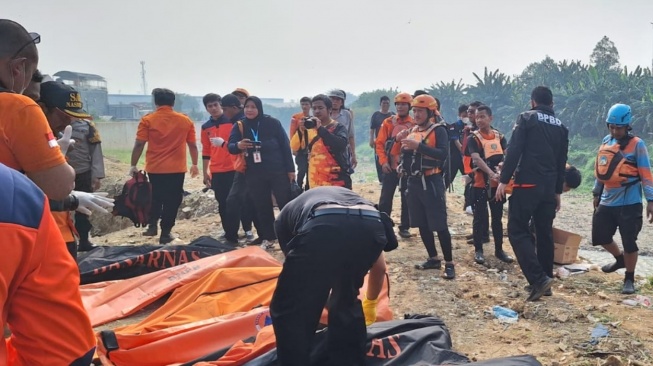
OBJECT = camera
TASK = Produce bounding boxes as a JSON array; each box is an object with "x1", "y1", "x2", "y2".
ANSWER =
[
  {"x1": 252, "y1": 141, "x2": 262, "y2": 148},
  {"x1": 303, "y1": 117, "x2": 317, "y2": 129}
]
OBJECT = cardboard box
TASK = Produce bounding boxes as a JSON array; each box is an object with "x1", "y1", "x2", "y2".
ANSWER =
[{"x1": 553, "y1": 227, "x2": 582, "y2": 265}]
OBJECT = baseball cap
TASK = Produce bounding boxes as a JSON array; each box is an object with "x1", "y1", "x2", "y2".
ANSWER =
[
  {"x1": 39, "y1": 81, "x2": 92, "y2": 119},
  {"x1": 220, "y1": 94, "x2": 242, "y2": 108},
  {"x1": 327, "y1": 89, "x2": 346, "y2": 100},
  {"x1": 232, "y1": 88, "x2": 250, "y2": 98}
]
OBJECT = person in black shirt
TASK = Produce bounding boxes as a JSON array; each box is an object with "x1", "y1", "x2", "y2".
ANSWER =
[
  {"x1": 369, "y1": 96, "x2": 394, "y2": 183},
  {"x1": 496, "y1": 86, "x2": 569, "y2": 301},
  {"x1": 228, "y1": 96, "x2": 295, "y2": 249},
  {"x1": 444, "y1": 104, "x2": 468, "y2": 190},
  {"x1": 271, "y1": 186, "x2": 397, "y2": 366}
]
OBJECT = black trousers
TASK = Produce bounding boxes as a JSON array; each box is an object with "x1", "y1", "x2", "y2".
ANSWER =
[
  {"x1": 211, "y1": 171, "x2": 236, "y2": 230},
  {"x1": 508, "y1": 185, "x2": 556, "y2": 285},
  {"x1": 473, "y1": 187, "x2": 504, "y2": 252},
  {"x1": 148, "y1": 173, "x2": 185, "y2": 231},
  {"x1": 74, "y1": 170, "x2": 93, "y2": 242},
  {"x1": 378, "y1": 172, "x2": 409, "y2": 231},
  {"x1": 246, "y1": 171, "x2": 291, "y2": 240},
  {"x1": 444, "y1": 152, "x2": 464, "y2": 190},
  {"x1": 224, "y1": 172, "x2": 258, "y2": 242},
  {"x1": 270, "y1": 214, "x2": 386, "y2": 366},
  {"x1": 295, "y1": 152, "x2": 309, "y2": 190},
  {"x1": 374, "y1": 154, "x2": 384, "y2": 184}
]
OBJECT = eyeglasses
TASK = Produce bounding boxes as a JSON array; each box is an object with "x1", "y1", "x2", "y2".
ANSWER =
[{"x1": 11, "y1": 32, "x2": 41, "y2": 59}]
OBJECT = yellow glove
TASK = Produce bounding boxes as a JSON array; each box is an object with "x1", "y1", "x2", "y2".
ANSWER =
[{"x1": 362, "y1": 296, "x2": 379, "y2": 326}]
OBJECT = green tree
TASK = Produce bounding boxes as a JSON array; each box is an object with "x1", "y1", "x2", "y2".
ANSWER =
[{"x1": 590, "y1": 36, "x2": 620, "y2": 70}]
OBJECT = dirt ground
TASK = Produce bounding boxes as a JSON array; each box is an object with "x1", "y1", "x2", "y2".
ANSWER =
[{"x1": 91, "y1": 157, "x2": 653, "y2": 366}]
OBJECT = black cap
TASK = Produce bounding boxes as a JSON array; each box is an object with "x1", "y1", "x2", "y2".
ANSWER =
[
  {"x1": 40, "y1": 81, "x2": 92, "y2": 119},
  {"x1": 220, "y1": 94, "x2": 242, "y2": 108},
  {"x1": 413, "y1": 90, "x2": 429, "y2": 98}
]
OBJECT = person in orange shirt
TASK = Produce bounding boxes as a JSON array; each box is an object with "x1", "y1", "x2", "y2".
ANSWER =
[
  {"x1": 289, "y1": 96, "x2": 312, "y2": 189},
  {"x1": 290, "y1": 94, "x2": 351, "y2": 189},
  {"x1": 0, "y1": 20, "x2": 75, "y2": 201},
  {"x1": 0, "y1": 162, "x2": 96, "y2": 365},
  {"x1": 466, "y1": 105, "x2": 514, "y2": 265},
  {"x1": 130, "y1": 88, "x2": 199, "y2": 244},
  {"x1": 375, "y1": 92, "x2": 414, "y2": 239},
  {"x1": 200, "y1": 93, "x2": 255, "y2": 243}
]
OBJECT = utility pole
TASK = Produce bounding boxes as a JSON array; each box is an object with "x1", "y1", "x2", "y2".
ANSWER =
[
  {"x1": 140, "y1": 61, "x2": 148, "y2": 95},
  {"x1": 650, "y1": 23, "x2": 653, "y2": 72}
]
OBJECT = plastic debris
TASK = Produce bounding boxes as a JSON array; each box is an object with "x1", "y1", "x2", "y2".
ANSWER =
[{"x1": 492, "y1": 305, "x2": 518, "y2": 324}]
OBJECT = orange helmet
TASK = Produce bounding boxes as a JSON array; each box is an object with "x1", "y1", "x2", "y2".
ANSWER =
[
  {"x1": 394, "y1": 92, "x2": 413, "y2": 105},
  {"x1": 411, "y1": 94, "x2": 438, "y2": 111}
]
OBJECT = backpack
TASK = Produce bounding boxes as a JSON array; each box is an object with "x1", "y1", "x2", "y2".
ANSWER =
[{"x1": 112, "y1": 171, "x2": 152, "y2": 227}]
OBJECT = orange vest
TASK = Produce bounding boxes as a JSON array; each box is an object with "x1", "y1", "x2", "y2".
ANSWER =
[
  {"x1": 595, "y1": 137, "x2": 640, "y2": 188},
  {"x1": 404, "y1": 123, "x2": 442, "y2": 176},
  {"x1": 471, "y1": 130, "x2": 504, "y2": 188}
]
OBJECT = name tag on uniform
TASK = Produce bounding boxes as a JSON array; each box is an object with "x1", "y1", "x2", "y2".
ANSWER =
[{"x1": 253, "y1": 151, "x2": 262, "y2": 163}]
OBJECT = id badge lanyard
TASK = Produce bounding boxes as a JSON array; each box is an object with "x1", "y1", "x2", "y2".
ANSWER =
[{"x1": 251, "y1": 122, "x2": 262, "y2": 163}]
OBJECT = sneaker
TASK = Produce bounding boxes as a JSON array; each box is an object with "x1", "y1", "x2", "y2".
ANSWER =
[
  {"x1": 245, "y1": 231, "x2": 255, "y2": 242},
  {"x1": 398, "y1": 229, "x2": 412, "y2": 239},
  {"x1": 474, "y1": 251, "x2": 486, "y2": 264},
  {"x1": 524, "y1": 284, "x2": 552, "y2": 296},
  {"x1": 465, "y1": 206, "x2": 473, "y2": 215},
  {"x1": 415, "y1": 258, "x2": 442, "y2": 270},
  {"x1": 495, "y1": 250, "x2": 515, "y2": 263},
  {"x1": 601, "y1": 254, "x2": 625, "y2": 273},
  {"x1": 526, "y1": 277, "x2": 554, "y2": 301},
  {"x1": 622, "y1": 279, "x2": 636, "y2": 294},
  {"x1": 260, "y1": 240, "x2": 276, "y2": 250},
  {"x1": 442, "y1": 263, "x2": 455, "y2": 280}
]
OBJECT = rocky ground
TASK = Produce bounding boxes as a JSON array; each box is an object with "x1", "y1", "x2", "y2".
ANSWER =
[{"x1": 89, "y1": 157, "x2": 653, "y2": 366}]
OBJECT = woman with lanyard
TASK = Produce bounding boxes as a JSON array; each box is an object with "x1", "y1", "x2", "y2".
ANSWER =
[{"x1": 228, "y1": 96, "x2": 295, "y2": 249}]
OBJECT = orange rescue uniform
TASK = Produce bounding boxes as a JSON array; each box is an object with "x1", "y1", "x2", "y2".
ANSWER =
[
  {"x1": 136, "y1": 106, "x2": 197, "y2": 173},
  {"x1": 375, "y1": 115, "x2": 414, "y2": 170},
  {"x1": 1, "y1": 164, "x2": 95, "y2": 365}
]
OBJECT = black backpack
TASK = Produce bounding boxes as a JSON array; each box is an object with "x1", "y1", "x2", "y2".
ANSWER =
[{"x1": 112, "y1": 171, "x2": 152, "y2": 227}]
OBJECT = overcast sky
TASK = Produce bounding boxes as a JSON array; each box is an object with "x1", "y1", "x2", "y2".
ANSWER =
[{"x1": 5, "y1": 0, "x2": 653, "y2": 101}]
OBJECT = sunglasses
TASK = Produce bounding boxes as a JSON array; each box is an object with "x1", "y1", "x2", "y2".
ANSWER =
[{"x1": 11, "y1": 32, "x2": 41, "y2": 59}]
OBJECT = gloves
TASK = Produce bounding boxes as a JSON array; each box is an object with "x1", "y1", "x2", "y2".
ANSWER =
[
  {"x1": 57, "y1": 125, "x2": 75, "y2": 155},
  {"x1": 210, "y1": 136, "x2": 225, "y2": 147},
  {"x1": 73, "y1": 191, "x2": 115, "y2": 215},
  {"x1": 128, "y1": 166, "x2": 139, "y2": 176},
  {"x1": 362, "y1": 296, "x2": 379, "y2": 326}
]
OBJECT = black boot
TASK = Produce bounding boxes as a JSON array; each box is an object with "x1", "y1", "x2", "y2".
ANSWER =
[
  {"x1": 474, "y1": 251, "x2": 485, "y2": 264},
  {"x1": 495, "y1": 250, "x2": 514, "y2": 263},
  {"x1": 159, "y1": 229, "x2": 174, "y2": 244},
  {"x1": 78, "y1": 240, "x2": 96, "y2": 252},
  {"x1": 143, "y1": 225, "x2": 158, "y2": 237},
  {"x1": 526, "y1": 277, "x2": 554, "y2": 302}
]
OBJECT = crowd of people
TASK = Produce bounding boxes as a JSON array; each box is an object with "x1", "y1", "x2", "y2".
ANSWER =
[{"x1": 2, "y1": 17, "x2": 653, "y2": 365}]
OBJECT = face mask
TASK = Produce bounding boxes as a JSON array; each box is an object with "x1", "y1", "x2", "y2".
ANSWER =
[{"x1": 462, "y1": 117, "x2": 470, "y2": 125}]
